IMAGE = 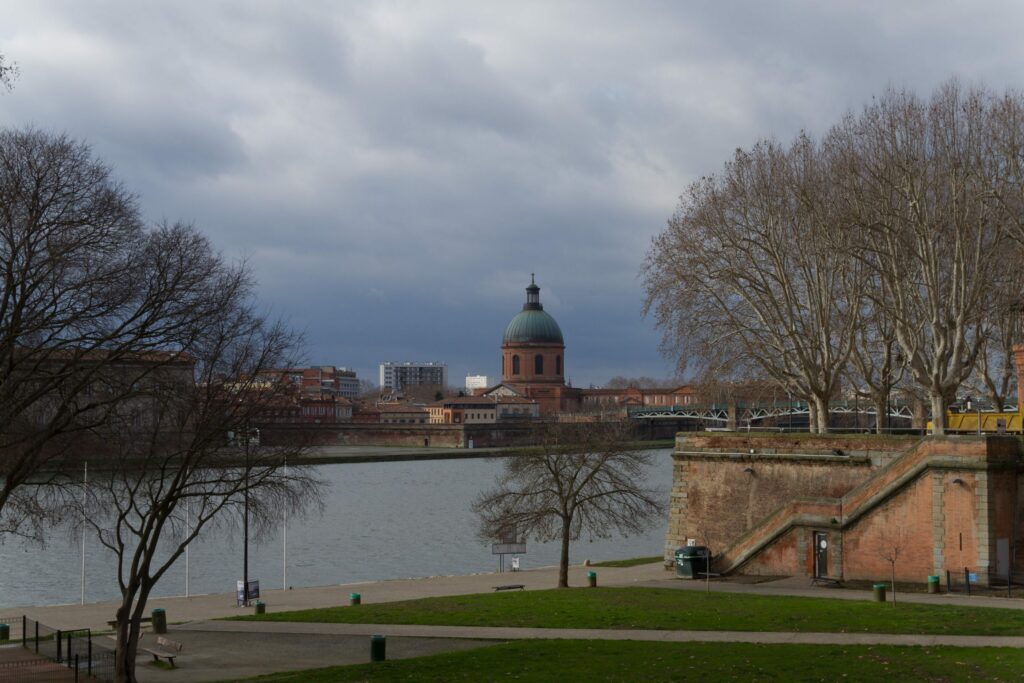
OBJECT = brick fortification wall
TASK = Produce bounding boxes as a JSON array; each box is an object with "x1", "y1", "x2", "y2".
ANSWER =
[
  {"x1": 664, "y1": 434, "x2": 914, "y2": 564},
  {"x1": 665, "y1": 433, "x2": 1023, "y2": 584},
  {"x1": 260, "y1": 422, "x2": 539, "y2": 448}
]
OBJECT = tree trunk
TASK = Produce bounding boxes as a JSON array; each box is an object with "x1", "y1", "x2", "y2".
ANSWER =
[
  {"x1": 813, "y1": 394, "x2": 830, "y2": 434},
  {"x1": 874, "y1": 397, "x2": 888, "y2": 435},
  {"x1": 114, "y1": 599, "x2": 140, "y2": 683},
  {"x1": 930, "y1": 392, "x2": 946, "y2": 435},
  {"x1": 558, "y1": 517, "x2": 571, "y2": 588},
  {"x1": 807, "y1": 402, "x2": 817, "y2": 434}
]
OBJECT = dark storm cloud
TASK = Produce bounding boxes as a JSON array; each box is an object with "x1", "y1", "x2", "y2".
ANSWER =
[{"x1": 3, "y1": 1, "x2": 1024, "y2": 385}]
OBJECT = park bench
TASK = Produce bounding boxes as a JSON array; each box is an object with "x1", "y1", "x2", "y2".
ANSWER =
[
  {"x1": 492, "y1": 584, "x2": 525, "y2": 591},
  {"x1": 106, "y1": 616, "x2": 152, "y2": 629},
  {"x1": 142, "y1": 636, "x2": 183, "y2": 667}
]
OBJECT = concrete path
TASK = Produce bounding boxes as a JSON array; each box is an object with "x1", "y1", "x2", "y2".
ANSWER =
[
  {"x1": 133, "y1": 629, "x2": 493, "y2": 683},
  {"x1": 0, "y1": 562, "x2": 666, "y2": 634},
  {"x1": 179, "y1": 618, "x2": 1024, "y2": 648}
]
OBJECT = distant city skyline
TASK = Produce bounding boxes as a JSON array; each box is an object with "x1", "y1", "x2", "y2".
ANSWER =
[{"x1": 3, "y1": 2, "x2": 1024, "y2": 386}]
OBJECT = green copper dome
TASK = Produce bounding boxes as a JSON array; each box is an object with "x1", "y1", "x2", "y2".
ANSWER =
[{"x1": 502, "y1": 277, "x2": 564, "y2": 345}]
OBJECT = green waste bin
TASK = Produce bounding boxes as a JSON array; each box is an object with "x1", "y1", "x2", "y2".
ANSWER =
[
  {"x1": 587, "y1": 571, "x2": 597, "y2": 588},
  {"x1": 152, "y1": 608, "x2": 167, "y2": 634},
  {"x1": 675, "y1": 547, "x2": 710, "y2": 579},
  {"x1": 872, "y1": 583, "x2": 887, "y2": 603},
  {"x1": 0, "y1": 624, "x2": 9, "y2": 641},
  {"x1": 927, "y1": 575, "x2": 940, "y2": 594},
  {"x1": 254, "y1": 601, "x2": 266, "y2": 615},
  {"x1": 350, "y1": 592, "x2": 361, "y2": 606},
  {"x1": 370, "y1": 634, "x2": 386, "y2": 662}
]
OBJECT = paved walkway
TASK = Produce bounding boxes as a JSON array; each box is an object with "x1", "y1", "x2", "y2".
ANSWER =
[
  {"x1": 0, "y1": 562, "x2": 667, "y2": 634},
  {"x1": 180, "y1": 618, "x2": 1024, "y2": 648},
  {"x1": 5, "y1": 563, "x2": 1024, "y2": 637}
]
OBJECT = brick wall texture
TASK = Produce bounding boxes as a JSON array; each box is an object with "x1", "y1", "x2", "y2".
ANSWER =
[{"x1": 665, "y1": 434, "x2": 1023, "y2": 585}]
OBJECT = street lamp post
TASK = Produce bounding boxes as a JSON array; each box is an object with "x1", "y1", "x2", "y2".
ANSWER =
[{"x1": 243, "y1": 425, "x2": 251, "y2": 607}]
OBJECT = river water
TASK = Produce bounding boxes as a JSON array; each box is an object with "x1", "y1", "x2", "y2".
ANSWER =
[{"x1": 0, "y1": 449, "x2": 672, "y2": 608}]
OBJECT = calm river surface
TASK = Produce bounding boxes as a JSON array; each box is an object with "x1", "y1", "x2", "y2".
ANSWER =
[{"x1": 0, "y1": 449, "x2": 672, "y2": 608}]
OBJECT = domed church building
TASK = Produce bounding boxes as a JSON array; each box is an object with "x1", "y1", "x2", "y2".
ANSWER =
[{"x1": 485, "y1": 276, "x2": 581, "y2": 415}]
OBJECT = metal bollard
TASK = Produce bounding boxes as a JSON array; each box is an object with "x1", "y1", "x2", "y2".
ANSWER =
[
  {"x1": 370, "y1": 634, "x2": 386, "y2": 662},
  {"x1": 587, "y1": 571, "x2": 597, "y2": 588},
  {"x1": 872, "y1": 583, "x2": 887, "y2": 603},
  {"x1": 350, "y1": 592, "x2": 361, "y2": 606}
]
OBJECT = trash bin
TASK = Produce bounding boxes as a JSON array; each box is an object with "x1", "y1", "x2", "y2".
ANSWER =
[
  {"x1": 350, "y1": 592, "x2": 361, "y2": 606},
  {"x1": 587, "y1": 571, "x2": 597, "y2": 588},
  {"x1": 0, "y1": 624, "x2": 9, "y2": 641},
  {"x1": 254, "y1": 601, "x2": 266, "y2": 615},
  {"x1": 872, "y1": 583, "x2": 887, "y2": 603},
  {"x1": 370, "y1": 634, "x2": 386, "y2": 662},
  {"x1": 152, "y1": 608, "x2": 167, "y2": 634},
  {"x1": 927, "y1": 575, "x2": 940, "y2": 594},
  {"x1": 675, "y1": 547, "x2": 710, "y2": 579}
]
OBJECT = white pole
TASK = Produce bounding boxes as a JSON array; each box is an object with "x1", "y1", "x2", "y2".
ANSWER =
[
  {"x1": 283, "y1": 458, "x2": 288, "y2": 591},
  {"x1": 80, "y1": 461, "x2": 87, "y2": 605},
  {"x1": 185, "y1": 500, "x2": 190, "y2": 598}
]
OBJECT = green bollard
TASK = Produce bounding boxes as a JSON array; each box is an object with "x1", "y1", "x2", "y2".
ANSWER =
[
  {"x1": 350, "y1": 592, "x2": 361, "y2": 606},
  {"x1": 0, "y1": 624, "x2": 9, "y2": 641},
  {"x1": 587, "y1": 571, "x2": 597, "y2": 588},
  {"x1": 254, "y1": 601, "x2": 266, "y2": 615},
  {"x1": 370, "y1": 634, "x2": 386, "y2": 662},
  {"x1": 927, "y1": 575, "x2": 940, "y2": 594},
  {"x1": 152, "y1": 608, "x2": 167, "y2": 634},
  {"x1": 872, "y1": 583, "x2": 887, "y2": 603}
]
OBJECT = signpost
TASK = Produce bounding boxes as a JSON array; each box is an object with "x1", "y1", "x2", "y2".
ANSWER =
[
  {"x1": 236, "y1": 579, "x2": 260, "y2": 606},
  {"x1": 492, "y1": 543, "x2": 527, "y2": 572}
]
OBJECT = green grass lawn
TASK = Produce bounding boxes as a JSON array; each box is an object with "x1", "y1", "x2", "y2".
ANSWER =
[
  {"x1": 233, "y1": 587, "x2": 1024, "y2": 636},
  {"x1": 231, "y1": 640, "x2": 1024, "y2": 682},
  {"x1": 591, "y1": 556, "x2": 663, "y2": 568}
]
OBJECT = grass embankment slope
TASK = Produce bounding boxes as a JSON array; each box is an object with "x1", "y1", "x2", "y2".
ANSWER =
[
  {"x1": 235, "y1": 641, "x2": 1023, "y2": 682},
  {"x1": 234, "y1": 587, "x2": 1024, "y2": 636}
]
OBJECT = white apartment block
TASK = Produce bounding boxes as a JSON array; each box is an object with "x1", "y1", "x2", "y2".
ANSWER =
[
  {"x1": 379, "y1": 361, "x2": 448, "y2": 392},
  {"x1": 465, "y1": 375, "x2": 490, "y2": 392}
]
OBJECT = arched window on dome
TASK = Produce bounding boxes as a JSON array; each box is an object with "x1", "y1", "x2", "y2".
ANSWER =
[
  {"x1": 512, "y1": 355, "x2": 520, "y2": 375},
  {"x1": 535, "y1": 354, "x2": 544, "y2": 375},
  {"x1": 556, "y1": 355, "x2": 562, "y2": 375}
]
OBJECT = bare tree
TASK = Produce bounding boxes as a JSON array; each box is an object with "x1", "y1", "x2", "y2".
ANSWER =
[
  {"x1": 844, "y1": 290, "x2": 905, "y2": 434},
  {"x1": 63, "y1": 281, "x2": 323, "y2": 683},
  {"x1": 643, "y1": 134, "x2": 866, "y2": 432},
  {"x1": 0, "y1": 130, "x2": 239, "y2": 537},
  {"x1": 876, "y1": 525, "x2": 909, "y2": 607},
  {"x1": 473, "y1": 422, "x2": 665, "y2": 588},
  {"x1": 974, "y1": 262, "x2": 1024, "y2": 411},
  {"x1": 0, "y1": 52, "x2": 16, "y2": 91},
  {"x1": 831, "y1": 81, "x2": 1014, "y2": 433}
]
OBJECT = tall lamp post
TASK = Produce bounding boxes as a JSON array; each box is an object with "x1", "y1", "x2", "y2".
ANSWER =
[{"x1": 243, "y1": 424, "x2": 251, "y2": 607}]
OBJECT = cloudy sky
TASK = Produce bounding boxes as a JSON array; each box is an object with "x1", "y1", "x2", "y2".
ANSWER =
[{"x1": 2, "y1": 2, "x2": 1023, "y2": 387}]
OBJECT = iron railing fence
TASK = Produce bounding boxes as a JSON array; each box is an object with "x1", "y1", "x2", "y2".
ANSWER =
[
  {"x1": 946, "y1": 567, "x2": 1024, "y2": 598},
  {"x1": 17, "y1": 616, "x2": 115, "y2": 682}
]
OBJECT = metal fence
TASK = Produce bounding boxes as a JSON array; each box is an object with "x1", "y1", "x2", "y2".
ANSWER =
[
  {"x1": 13, "y1": 616, "x2": 115, "y2": 682},
  {"x1": 946, "y1": 567, "x2": 1024, "y2": 598}
]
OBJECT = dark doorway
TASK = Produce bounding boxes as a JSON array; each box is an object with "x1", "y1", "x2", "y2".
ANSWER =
[{"x1": 814, "y1": 531, "x2": 829, "y2": 578}]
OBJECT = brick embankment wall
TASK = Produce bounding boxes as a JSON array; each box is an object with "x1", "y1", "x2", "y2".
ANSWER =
[
  {"x1": 258, "y1": 422, "x2": 540, "y2": 448},
  {"x1": 663, "y1": 433, "x2": 901, "y2": 565},
  {"x1": 665, "y1": 433, "x2": 1024, "y2": 584}
]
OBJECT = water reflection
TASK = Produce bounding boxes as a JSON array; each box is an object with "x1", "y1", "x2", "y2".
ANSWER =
[{"x1": 0, "y1": 450, "x2": 672, "y2": 607}]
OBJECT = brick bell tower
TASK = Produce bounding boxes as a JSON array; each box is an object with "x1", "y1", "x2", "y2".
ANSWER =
[{"x1": 501, "y1": 276, "x2": 576, "y2": 414}]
